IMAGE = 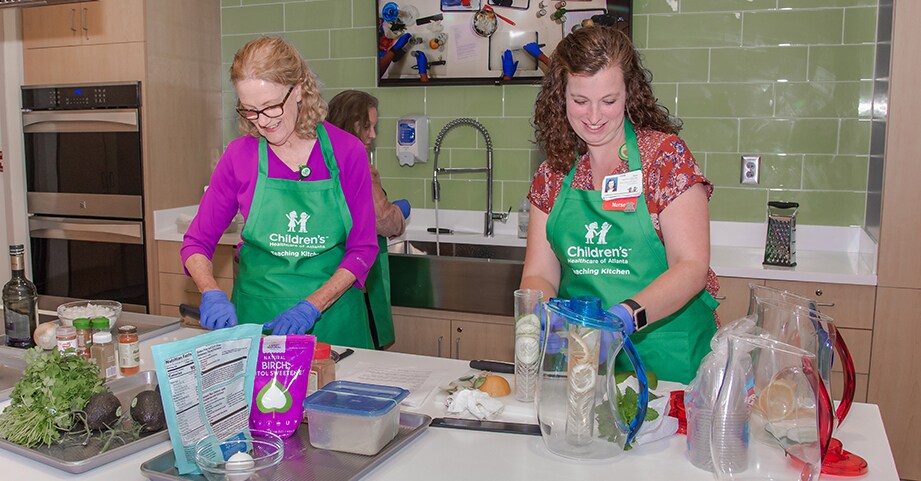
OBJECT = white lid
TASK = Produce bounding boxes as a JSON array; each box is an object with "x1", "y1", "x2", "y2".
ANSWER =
[{"x1": 92, "y1": 331, "x2": 112, "y2": 343}]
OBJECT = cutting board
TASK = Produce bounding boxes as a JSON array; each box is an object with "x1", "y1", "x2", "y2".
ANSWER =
[{"x1": 488, "y1": 30, "x2": 539, "y2": 72}]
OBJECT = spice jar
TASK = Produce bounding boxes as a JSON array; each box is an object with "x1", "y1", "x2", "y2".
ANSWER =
[
  {"x1": 56, "y1": 325, "x2": 77, "y2": 355},
  {"x1": 73, "y1": 318, "x2": 92, "y2": 359},
  {"x1": 117, "y1": 325, "x2": 140, "y2": 376},
  {"x1": 307, "y1": 342, "x2": 335, "y2": 397},
  {"x1": 90, "y1": 316, "x2": 110, "y2": 335},
  {"x1": 91, "y1": 331, "x2": 117, "y2": 381}
]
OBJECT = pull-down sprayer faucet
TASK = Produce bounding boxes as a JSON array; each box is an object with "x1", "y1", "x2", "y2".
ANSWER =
[{"x1": 432, "y1": 118, "x2": 508, "y2": 237}]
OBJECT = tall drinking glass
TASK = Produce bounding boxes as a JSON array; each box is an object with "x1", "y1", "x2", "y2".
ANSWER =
[{"x1": 514, "y1": 288, "x2": 543, "y2": 402}]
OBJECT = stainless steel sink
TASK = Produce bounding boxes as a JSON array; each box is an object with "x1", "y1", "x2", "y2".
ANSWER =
[
  {"x1": 388, "y1": 240, "x2": 526, "y2": 261},
  {"x1": 387, "y1": 240, "x2": 524, "y2": 316}
]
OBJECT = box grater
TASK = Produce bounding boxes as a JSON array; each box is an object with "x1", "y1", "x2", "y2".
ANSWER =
[{"x1": 763, "y1": 201, "x2": 798, "y2": 267}]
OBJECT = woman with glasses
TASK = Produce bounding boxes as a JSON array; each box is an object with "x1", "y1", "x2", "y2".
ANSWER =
[{"x1": 181, "y1": 37, "x2": 379, "y2": 348}]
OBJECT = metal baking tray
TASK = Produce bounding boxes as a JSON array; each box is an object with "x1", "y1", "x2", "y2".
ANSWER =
[
  {"x1": 140, "y1": 412, "x2": 432, "y2": 481},
  {"x1": 0, "y1": 370, "x2": 169, "y2": 473}
]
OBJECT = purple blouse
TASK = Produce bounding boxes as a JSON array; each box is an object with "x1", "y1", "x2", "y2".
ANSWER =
[{"x1": 181, "y1": 121, "x2": 377, "y2": 287}]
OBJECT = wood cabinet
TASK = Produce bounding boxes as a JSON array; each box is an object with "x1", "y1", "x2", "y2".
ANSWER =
[
  {"x1": 156, "y1": 241, "x2": 234, "y2": 318},
  {"x1": 714, "y1": 276, "x2": 763, "y2": 324},
  {"x1": 20, "y1": 0, "x2": 223, "y2": 315},
  {"x1": 390, "y1": 306, "x2": 515, "y2": 362},
  {"x1": 21, "y1": 0, "x2": 144, "y2": 49}
]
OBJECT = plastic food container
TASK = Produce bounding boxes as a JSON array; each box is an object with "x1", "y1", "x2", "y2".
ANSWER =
[
  {"x1": 302, "y1": 380, "x2": 409, "y2": 455},
  {"x1": 57, "y1": 300, "x2": 122, "y2": 328}
]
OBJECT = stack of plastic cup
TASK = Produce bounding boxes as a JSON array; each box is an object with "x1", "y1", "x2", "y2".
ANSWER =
[
  {"x1": 686, "y1": 405, "x2": 714, "y2": 470},
  {"x1": 710, "y1": 406, "x2": 751, "y2": 473}
]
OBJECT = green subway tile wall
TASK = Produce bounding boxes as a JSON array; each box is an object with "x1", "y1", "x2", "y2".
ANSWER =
[{"x1": 220, "y1": 0, "x2": 880, "y2": 226}]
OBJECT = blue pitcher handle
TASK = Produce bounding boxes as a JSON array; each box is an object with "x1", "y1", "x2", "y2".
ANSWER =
[{"x1": 607, "y1": 335, "x2": 649, "y2": 446}]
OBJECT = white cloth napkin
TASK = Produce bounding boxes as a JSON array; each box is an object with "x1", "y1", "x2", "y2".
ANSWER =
[{"x1": 445, "y1": 389, "x2": 504, "y2": 420}]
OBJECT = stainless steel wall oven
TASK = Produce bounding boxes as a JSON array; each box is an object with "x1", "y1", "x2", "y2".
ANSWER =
[{"x1": 22, "y1": 83, "x2": 148, "y2": 313}]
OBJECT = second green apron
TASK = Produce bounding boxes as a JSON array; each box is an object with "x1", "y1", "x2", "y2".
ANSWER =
[
  {"x1": 232, "y1": 124, "x2": 373, "y2": 349},
  {"x1": 546, "y1": 120, "x2": 718, "y2": 384}
]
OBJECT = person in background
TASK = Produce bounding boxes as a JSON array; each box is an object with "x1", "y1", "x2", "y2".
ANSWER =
[
  {"x1": 327, "y1": 90, "x2": 411, "y2": 349},
  {"x1": 182, "y1": 36, "x2": 379, "y2": 349},
  {"x1": 519, "y1": 26, "x2": 720, "y2": 384}
]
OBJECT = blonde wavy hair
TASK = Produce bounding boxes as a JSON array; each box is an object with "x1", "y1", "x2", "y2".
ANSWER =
[
  {"x1": 230, "y1": 36, "x2": 327, "y2": 139},
  {"x1": 534, "y1": 26, "x2": 681, "y2": 172}
]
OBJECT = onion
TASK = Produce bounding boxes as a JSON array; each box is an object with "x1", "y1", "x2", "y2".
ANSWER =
[{"x1": 33, "y1": 322, "x2": 59, "y2": 350}]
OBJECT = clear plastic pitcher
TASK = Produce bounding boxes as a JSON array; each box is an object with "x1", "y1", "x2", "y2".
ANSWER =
[
  {"x1": 536, "y1": 296, "x2": 648, "y2": 459},
  {"x1": 712, "y1": 332, "x2": 833, "y2": 481},
  {"x1": 747, "y1": 284, "x2": 855, "y2": 425}
]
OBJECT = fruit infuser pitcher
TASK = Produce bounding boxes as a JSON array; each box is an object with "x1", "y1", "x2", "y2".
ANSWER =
[
  {"x1": 537, "y1": 296, "x2": 648, "y2": 460},
  {"x1": 712, "y1": 332, "x2": 833, "y2": 481},
  {"x1": 749, "y1": 296, "x2": 867, "y2": 476},
  {"x1": 747, "y1": 284, "x2": 856, "y2": 424}
]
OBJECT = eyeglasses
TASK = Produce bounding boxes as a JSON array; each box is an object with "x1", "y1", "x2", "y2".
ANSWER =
[{"x1": 236, "y1": 85, "x2": 295, "y2": 121}]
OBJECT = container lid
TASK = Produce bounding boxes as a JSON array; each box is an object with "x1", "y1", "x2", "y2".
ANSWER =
[
  {"x1": 118, "y1": 325, "x2": 137, "y2": 334},
  {"x1": 313, "y1": 342, "x2": 331, "y2": 360},
  {"x1": 73, "y1": 318, "x2": 91, "y2": 329},
  {"x1": 90, "y1": 317, "x2": 109, "y2": 328},
  {"x1": 303, "y1": 380, "x2": 409, "y2": 417},
  {"x1": 92, "y1": 331, "x2": 112, "y2": 344}
]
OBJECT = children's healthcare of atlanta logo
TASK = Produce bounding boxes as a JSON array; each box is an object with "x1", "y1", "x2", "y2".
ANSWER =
[{"x1": 268, "y1": 209, "x2": 328, "y2": 249}]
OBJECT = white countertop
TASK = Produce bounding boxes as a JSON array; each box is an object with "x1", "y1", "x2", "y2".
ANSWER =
[
  {"x1": 154, "y1": 206, "x2": 878, "y2": 285},
  {"x1": 0, "y1": 325, "x2": 900, "y2": 480}
]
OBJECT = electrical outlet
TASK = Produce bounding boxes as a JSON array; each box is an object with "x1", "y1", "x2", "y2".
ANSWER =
[{"x1": 741, "y1": 155, "x2": 761, "y2": 185}]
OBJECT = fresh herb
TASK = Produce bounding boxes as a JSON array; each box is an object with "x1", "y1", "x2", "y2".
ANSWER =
[
  {"x1": 0, "y1": 348, "x2": 106, "y2": 448},
  {"x1": 596, "y1": 385, "x2": 659, "y2": 450}
]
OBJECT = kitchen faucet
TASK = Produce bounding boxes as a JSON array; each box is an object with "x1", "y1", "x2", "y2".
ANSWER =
[{"x1": 432, "y1": 118, "x2": 508, "y2": 237}]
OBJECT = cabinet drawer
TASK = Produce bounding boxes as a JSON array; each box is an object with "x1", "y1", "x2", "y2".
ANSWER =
[
  {"x1": 159, "y1": 304, "x2": 180, "y2": 318},
  {"x1": 764, "y1": 280, "x2": 875, "y2": 329},
  {"x1": 390, "y1": 313, "x2": 451, "y2": 358},
  {"x1": 715, "y1": 277, "x2": 764, "y2": 324},
  {"x1": 158, "y1": 272, "x2": 233, "y2": 306},
  {"x1": 834, "y1": 328, "x2": 872, "y2": 375},
  {"x1": 158, "y1": 241, "x2": 235, "y2": 279}
]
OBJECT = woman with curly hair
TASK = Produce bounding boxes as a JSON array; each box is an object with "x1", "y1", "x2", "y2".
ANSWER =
[
  {"x1": 182, "y1": 37, "x2": 378, "y2": 348},
  {"x1": 520, "y1": 26, "x2": 719, "y2": 383}
]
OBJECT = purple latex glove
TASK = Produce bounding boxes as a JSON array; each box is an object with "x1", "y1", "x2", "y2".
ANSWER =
[
  {"x1": 414, "y1": 50, "x2": 428, "y2": 75},
  {"x1": 264, "y1": 300, "x2": 320, "y2": 335},
  {"x1": 523, "y1": 42, "x2": 544, "y2": 59},
  {"x1": 393, "y1": 199, "x2": 411, "y2": 219},
  {"x1": 502, "y1": 49, "x2": 518, "y2": 78},
  {"x1": 599, "y1": 304, "x2": 635, "y2": 364},
  {"x1": 199, "y1": 290, "x2": 238, "y2": 330}
]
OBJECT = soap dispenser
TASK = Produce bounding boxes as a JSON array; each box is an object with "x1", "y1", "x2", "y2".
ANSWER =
[{"x1": 518, "y1": 197, "x2": 530, "y2": 239}]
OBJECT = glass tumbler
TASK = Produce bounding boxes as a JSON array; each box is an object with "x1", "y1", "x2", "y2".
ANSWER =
[{"x1": 514, "y1": 288, "x2": 543, "y2": 402}]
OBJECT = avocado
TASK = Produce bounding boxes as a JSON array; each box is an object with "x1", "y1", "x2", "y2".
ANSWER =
[
  {"x1": 130, "y1": 390, "x2": 166, "y2": 432},
  {"x1": 84, "y1": 392, "x2": 122, "y2": 430}
]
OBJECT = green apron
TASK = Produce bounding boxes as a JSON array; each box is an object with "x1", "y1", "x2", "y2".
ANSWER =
[
  {"x1": 232, "y1": 124, "x2": 374, "y2": 349},
  {"x1": 546, "y1": 120, "x2": 718, "y2": 384},
  {"x1": 364, "y1": 235, "x2": 395, "y2": 347}
]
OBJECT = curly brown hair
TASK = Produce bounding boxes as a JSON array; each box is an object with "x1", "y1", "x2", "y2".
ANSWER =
[
  {"x1": 230, "y1": 36, "x2": 327, "y2": 140},
  {"x1": 327, "y1": 90, "x2": 379, "y2": 139},
  {"x1": 534, "y1": 26, "x2": 681, "y2": 172}
]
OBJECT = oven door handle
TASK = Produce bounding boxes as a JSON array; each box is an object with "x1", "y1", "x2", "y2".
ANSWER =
[
  {"x1": 22, "y1": 109, "x2": 139, "y2": 133},
  {"x1": 29, "y1": 216, "x2": 143, "y2": 244}
]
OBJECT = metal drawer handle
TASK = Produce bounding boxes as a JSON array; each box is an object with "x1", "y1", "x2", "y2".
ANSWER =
[
  {"x1": 714, "y1": 295, "x2": 727, "y2": 301},
  {"x1": 183, "y1": 289, "x2": 199, "y2": 294},
  {"x1": 437, "y1": 336, "x2": 443, "y2": 358},
  {"x1": 816, "y1": 302, "x2": 835, "y2": 308},
  {"x1": 455, "y1": 337, "x2": 461, "y2": 359}
]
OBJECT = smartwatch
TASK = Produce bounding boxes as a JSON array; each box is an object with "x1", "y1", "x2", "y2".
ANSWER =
[{"x1": 621, "y1": 299, "x2": 647, "y2": 331}]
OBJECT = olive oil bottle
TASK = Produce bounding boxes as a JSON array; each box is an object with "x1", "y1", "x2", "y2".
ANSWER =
[{"x1": 3, "y1": 244, "x2": 38, "y2": 348}]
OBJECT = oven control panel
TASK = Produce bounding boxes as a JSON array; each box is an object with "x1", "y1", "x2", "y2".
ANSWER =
[{"x1": 22, "y1": 83, "x2": 141, "y2": 111}]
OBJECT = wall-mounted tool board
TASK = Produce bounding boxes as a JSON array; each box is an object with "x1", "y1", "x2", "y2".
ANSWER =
[{"x1": 376, "y1": 0, "x2": 631, "y2": 87}]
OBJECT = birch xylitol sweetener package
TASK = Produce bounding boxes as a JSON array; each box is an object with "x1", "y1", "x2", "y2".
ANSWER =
[
  {"x1": 249, "y1": 335, "x2": 316, "y2": 438},
  {"x1": 151, "y1": 324, "x2": 263, "y2": 474}
]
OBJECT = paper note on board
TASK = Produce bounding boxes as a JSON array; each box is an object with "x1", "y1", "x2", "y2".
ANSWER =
[
  {"x1": 450, "y1": 22, "x2": 480, "y2": 63},
  {"x1": 341, "y1": 362, "x2": 438, "y2": 408}
]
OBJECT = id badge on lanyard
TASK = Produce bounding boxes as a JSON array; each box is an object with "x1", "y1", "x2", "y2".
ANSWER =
[{"x1": 601, "y1": 169, "x2": 642, "y2": 212}]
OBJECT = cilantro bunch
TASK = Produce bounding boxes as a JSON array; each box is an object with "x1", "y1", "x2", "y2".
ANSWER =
[{"x1": 0, "y1": 347, "x2": 106, "y2": 448}]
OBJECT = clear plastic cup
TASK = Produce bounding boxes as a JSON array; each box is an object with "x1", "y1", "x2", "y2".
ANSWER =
[{"x1": 513, "y1": 288, "x2": 542, "y2": 402}]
